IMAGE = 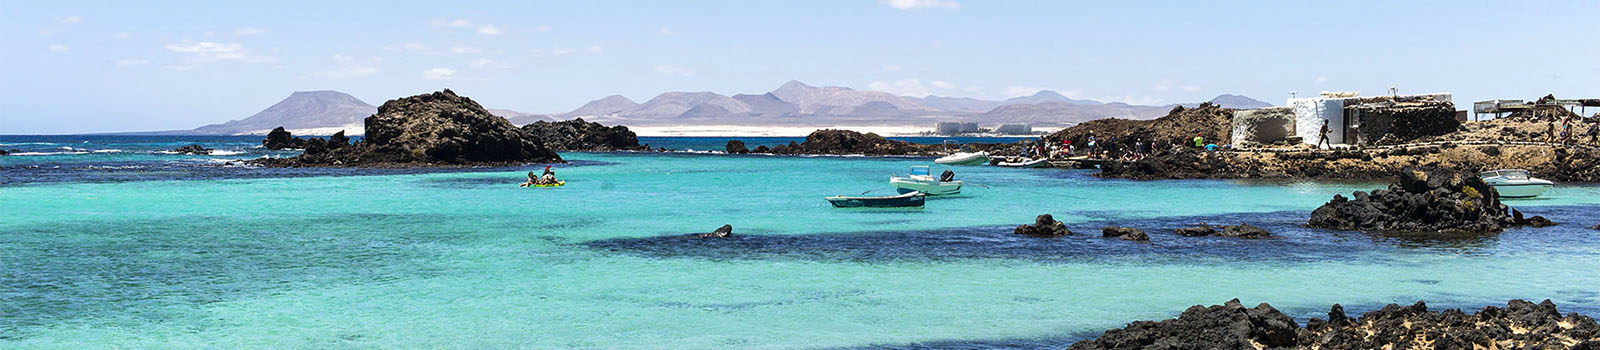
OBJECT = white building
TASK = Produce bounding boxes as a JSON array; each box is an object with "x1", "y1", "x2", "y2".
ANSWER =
[{"x1": 1286, "y1": 92, "x2": 1451, "y2": 147}]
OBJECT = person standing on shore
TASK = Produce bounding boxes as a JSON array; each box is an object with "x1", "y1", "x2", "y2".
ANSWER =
[
  {"x1": 1193, "y1": 132, "x2": 1205, "y2": 148},
  {"x1": 1561, "y1": 118, "x2": 1572, "y2": 144},
  {"x1": 1546, "y1": 120, "x2": 1557, "y2": 142},
  {"x1": 1316, "y1": 120, "x2": 1331, "y2": 149},
  {"x1": 1589, "y1": 120, "x2": 1599, "y2": 145}
]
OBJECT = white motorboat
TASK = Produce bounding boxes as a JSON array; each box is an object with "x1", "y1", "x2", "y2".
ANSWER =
[
  {"x1": 1480, "y1": 169, "x2": 1554, "y2": 198},
  {"x1": 933, "y1": 140, "x2": 990, "y2": 166},
  {"x1": 995, "y1": 158, "x2": 1049, "y2": 168},
  {"x1": 890, "y1": 165, "x2": 962, "y2": 196}
]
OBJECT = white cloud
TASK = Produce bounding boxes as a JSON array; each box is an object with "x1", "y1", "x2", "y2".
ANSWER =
[
  {"x1": 549, "y1": 46, "x2": 574, "y2": 56},
  {"x1": 112, "y1": 32, "x2": 131, "y2": 39},
  {"x1": 585, "y1": 45, "x2": 603, "y2": 53},
  {"x1": 433, "y1": 19, "x2": 506, "y2": 36},
  {"x1": 881, "y1": 0, "x2": 960, "y2": 10},
  {"x1": 313, "y1": 54, "x2": 381, "y2": 79},
  {"x1": 385, "y1": 42, "x2": 439, "y2": 55},
  {"x1": 881, "y1": 64, "x2": 902, "y2": 71},
  {"x1": 56, "y1": 15, "x2": 82, "y2": 23},
  {"x1": 652, "y1": 65, "x2": 694, "y2": 77},
  {"x1": 1315, "y1": 76, "x2": 1328, "y2": 85},
  {"x1": 658, "y1": 27, "x2": 677, "y2": 36},
  {"x1": 46, "y1": 44, "x2": 69, "y2": 52},
  {"x1": 449, "y1": 45, "x2": 482, "y2": 54},
  {"x1": 468, "y1": 58, "x2": 511, "y2": 69},
  {"x1": 931, "y1": 80, "x2": 955, "y2": 89},
  {"x1": 163, "y1": 40, "x2": 276, "y2": 66},
  {"x1": 423, "y1": 67, "x2": 459, "y2": 80},
  {"x1": 233, "y1": 27, "x2": 268, "y2": 36},
  {"x1": 115, "y1": 58, "x2": 149, "y2": 67}
]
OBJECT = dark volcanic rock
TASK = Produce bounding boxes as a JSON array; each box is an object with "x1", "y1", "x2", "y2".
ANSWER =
[
  {"x1": 695, "y1": 224, "x2": 733, "y2": 239},
  {"x1": 1013, "y1": 214, "x2": 1072, "y2": 237},
  {"x1": 254, "y1": 89, "x2": 562, "y2": 167},
  {"x1": 262, "y1": 127, "x2": 306, "y2": 150},
  {"x1": 725, "y1": 140, "x2": 749, "y2": 154},
  {"x1": 1073, "y1": 299, "x2": 1600, "y2": 349},
  {"x1": 173, "y1": 144, "x2": 212, "y2": 155},
  {"x1": 519, "y1": 118, "x2": 644, "y2": 151},
  {"x1": 1101, "y1": 226, "x2": 1148, "y2": 241},
  {"x1": 1068, "y1": 299, "x2": 1299, "y2": 350},
  {"x1": 751, "y1": 129, "x2": 942, "y2": 156},
  {"x1": 1592, "y1": 223, "x2": 1600, "y2": 230},
  {"x1": 1, "y1": 149, "x2": 9, "y2": 155},
  {"x1": 1218, "y1": 223, "x2": 1270, "y2": 238},
  {"x1": 1308, "y1": 167, "x2": 1516, "y2": 234},
  {"x1": 1174, "y1": 223, "x2": 1217, "y2": 237}
]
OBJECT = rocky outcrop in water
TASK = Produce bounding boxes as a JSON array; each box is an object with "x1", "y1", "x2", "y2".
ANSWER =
[
  {"x1": 173, "y1": 144, "x2": 212, "y2": 155},
  {"x1": 262, "y1": 127, "x2": 307, "y2": 150},
  {"x1": 254, "y1": 89, "x2": 562, "y2": 167},
  {"x1": 1069, "y1": 299, "x2": 1299, "y2": 350},
  {"x1": 725, "y1": 140, "x2": 749, "y2": 154},
  {"x1": 1308, "y1": 168, "x2": 1517, "y2": 234},
  {"x1": 695, "y1": 224, "x2": 734, "y2": 239},
  {"x1": 751, "y1": 130, "x2": 943, "y2": 156},
  {"x1": 1176, "y1": 223, "x2": 1271, "y2": 238},
  {"x1": 1070, "y1": 299, "x2": 1600, "y2": 350},
  {"x1": 0, "y1": 149, "x2": 9, "y2": 155},
  {"x1": 1014, "y1": 214, "x2": 1072, "y2": 237},
  {"x1": 1102, "y1": 226, "x2": 1148, "y2": 241},
  {"x1": 519, "y1": 118, "x2": 644, "y2": 151}
]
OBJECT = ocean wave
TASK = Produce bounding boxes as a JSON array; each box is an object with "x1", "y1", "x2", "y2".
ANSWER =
[
  {"x1": 150, "y1": 150, "x2": 181, "y2": 155},
  {"x1": 91, "y1": 149, "x2": 123, "y2": 153},
  {"x1": 86, "y1": 165, "x2": 147, "y2": 169},
  {"x1": 210, "y1": 150, "x2": 245, "y2": 156}
]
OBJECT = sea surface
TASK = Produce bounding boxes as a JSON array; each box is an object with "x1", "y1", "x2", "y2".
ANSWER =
[{"x1": 3, "y1": 135, "x2": 1599, "y2": 349}]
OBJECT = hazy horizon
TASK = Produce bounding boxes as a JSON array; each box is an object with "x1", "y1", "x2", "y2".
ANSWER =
[{"x1": 4, "y1": 0, "x2": 1599, "y2": 134}]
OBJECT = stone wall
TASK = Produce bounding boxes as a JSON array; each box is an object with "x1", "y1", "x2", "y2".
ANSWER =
[{"x1": 1230, "y1": 107, "x2": 1295, "y2": 146}]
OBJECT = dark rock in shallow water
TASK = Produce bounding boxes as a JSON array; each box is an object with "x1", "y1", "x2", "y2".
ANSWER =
[
  {"x1": 1511, "y1": 208, "x2": 1559, "y2": 228},
  {"x1": 725, "y1": 140, "x2": 749, "y2": 154},
  {"x1": 1174, "y1": 223, "x2": 1217, "y2": 237},
  {"x1": 751, "y1": 145, "x2": 770, "y2": 153},
  {"x1": 254, "y1": 89, "x2": 562, "y2": 167},
  {"x1": 1591, "y1": 223, "x2": 1600, "y2": 230},
  {"x1": 695, "y1": 225, "x2": 733, "y2": 238},
  {"x1": 1074, "y1": 299, "x2": 1600, "y2": 350},
  {"x1": 1218, "y1": 223, "x2": 1271, "y2": 238},
  {"x1": 262, "y1": 127, "x2": 307, "y2": 150},
  {"x1": 173, "y1": 144, "x2": 212, "y2": 155},
  {"x1": 1068, "y1": 299, "x2": 1299, "y2": 350},
  {"x1": 0, "y1": 149, "x2": 9, "y2": 155},
  {"x1": 1014, "y1": 214, "x2": 1072, "y2": 237},
  {"x1": 520, "y1": 118, "x2": 643, "y2": 151},
  {"x1": 751, "y1": 129, "x2": 940, "y2": 156},
  {"x1": 1308, "y1": 167, "x2": 1516, "y2": 234},
  {"x1": 1101, "y1": 226, "x2": 1148, "y2": 241}
]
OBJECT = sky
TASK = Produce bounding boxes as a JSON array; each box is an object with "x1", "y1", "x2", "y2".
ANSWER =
[{"x1": 3, "y1": 0, "x2": 1598, "y2": 134}]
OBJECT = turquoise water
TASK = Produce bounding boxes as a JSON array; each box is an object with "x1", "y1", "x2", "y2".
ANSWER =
[{"x1": 3, "y1": 136, "x2": 1600, "y2": 349}]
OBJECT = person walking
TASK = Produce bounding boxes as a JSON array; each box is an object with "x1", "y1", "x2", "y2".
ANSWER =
[{"x1": 1316, "y1": 120, "x2": 1331, "y2": 149}]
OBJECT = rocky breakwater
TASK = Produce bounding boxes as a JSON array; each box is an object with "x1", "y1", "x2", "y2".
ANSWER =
[
  {"x1": 520, "y1": 118, "x2": 645, "y2": 151},
  {"x1": 1070, "y1": 299, "x2": 1600, "y2": 349},
  {"x1": 254, "y1": 89, "x2": 561, "y2": 167},
  {"x1": 1307, "y1": 167, "x2": 1553, "y2": 235}
]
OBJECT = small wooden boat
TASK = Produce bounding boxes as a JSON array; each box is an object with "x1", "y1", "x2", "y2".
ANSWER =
[
  {"x1": 995, "y1": 158, "x2": 1049, "y2": 168},
  {"x1": 826, "y1": 191, "x2": 925, "y2": 208}
]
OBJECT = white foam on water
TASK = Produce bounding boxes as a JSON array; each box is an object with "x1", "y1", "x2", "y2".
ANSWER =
[
  {"x1": 91, "y1": 149, "x2": 123, "y2": 153},
  {"x1": 210, "y1": 150, "x2": 245, "y2": 156},
  {"x1": 9, "y1": 151, "x2": 89, "y2": 156}
]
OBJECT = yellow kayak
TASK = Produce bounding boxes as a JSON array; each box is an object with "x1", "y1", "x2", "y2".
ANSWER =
[{"x1": 532, "y1": 181, "x2": 564, "y2": 187}]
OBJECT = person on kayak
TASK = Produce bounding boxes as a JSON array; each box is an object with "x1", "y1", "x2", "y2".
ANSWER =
[{"x1": 521, "y1": 165, "x2": 559, "y2": 187}]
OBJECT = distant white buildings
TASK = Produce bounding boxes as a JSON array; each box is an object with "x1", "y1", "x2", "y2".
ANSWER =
[{"x1": 932, "y1": 122, "x2": 1030, "y2": 135}]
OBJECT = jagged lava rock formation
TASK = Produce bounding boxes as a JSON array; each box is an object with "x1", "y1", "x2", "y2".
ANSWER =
[
  {"x1": 255, "y1": 89, "x2": 561, "y2": 167},
  {"x1": 1307, "y1": 167, "x2": 1555, "y2": 235},
  {"x1": 1069, "y1": 299, "x2": 1600, "y2": 349},
  {"x1": 519, "y1": 118, "x2": 644, "y2": 151}
]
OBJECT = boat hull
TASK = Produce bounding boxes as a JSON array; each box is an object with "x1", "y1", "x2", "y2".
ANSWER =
[
  {"x1": 826, "y1": 192, "x2": 926, "y2": 208},
  {"x1": 1491, "y1": 183, "x2": 1552, "y2": 198},
  {"x1": 935, "y1": 152, "x2": 990, "y2": 166},
  {"x1": 889, "y1": 177, "x2": 962, "y2": 196},
  {"x1": 995, "y1": 159, "x2": 1048, "y2": 168}
]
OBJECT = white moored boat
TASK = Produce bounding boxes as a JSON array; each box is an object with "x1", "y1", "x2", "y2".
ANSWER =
[
  {"x1": 933, "y1": 140, "x2": 990, "y2": 166},
  {"x1": 995, "y1": 158, "x2": 1049, "y2": 168},
  {"x1": 890, "y1": 165, "x2": 962, "y2": 196},
  {"x1": 1480, "y1": 169, "x2": 1554, "y2": 198}
]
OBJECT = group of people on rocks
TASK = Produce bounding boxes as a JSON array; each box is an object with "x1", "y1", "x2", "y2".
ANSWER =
[{"x1": 1545, "y1": 115, "x2": 1600, "y2": 145}]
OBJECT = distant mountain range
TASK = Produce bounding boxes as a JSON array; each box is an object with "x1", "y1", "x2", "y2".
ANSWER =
[{"x1": 184, "y1": 82, "x2": 1273, "y2": 135}]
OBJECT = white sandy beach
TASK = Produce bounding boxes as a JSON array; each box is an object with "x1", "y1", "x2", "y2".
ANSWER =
[{"x1": 628, "y1": 125, "x2": 1061, "y2": 137}]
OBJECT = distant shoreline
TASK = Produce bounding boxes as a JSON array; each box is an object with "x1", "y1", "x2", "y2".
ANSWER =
[{"x1": 627, "y1": 124, "x2": 1061, "y2": 137}]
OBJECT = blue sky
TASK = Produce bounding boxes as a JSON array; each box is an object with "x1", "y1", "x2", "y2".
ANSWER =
[{"x1": 3, "y1": 0, "x2": 1598, "y2": 133}]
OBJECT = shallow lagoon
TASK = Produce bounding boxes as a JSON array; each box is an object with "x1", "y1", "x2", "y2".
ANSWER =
[{"x1": 3, "y1": 136, "x2": 1599, "y2": 349}]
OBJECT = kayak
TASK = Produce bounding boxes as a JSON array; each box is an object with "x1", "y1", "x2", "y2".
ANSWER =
[{"x1": 526, "y1": 181, "x2": 565, "y2": 187}]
